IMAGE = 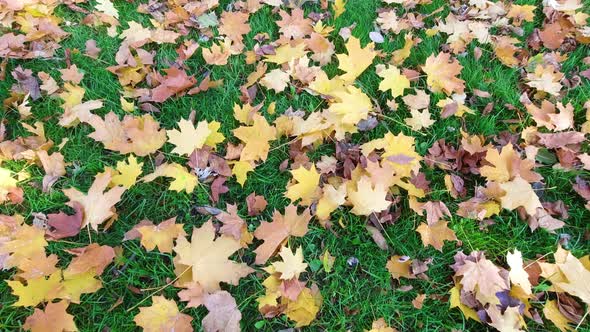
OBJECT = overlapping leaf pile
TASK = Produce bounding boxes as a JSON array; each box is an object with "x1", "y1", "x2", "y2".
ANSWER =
[{"x1": 0, "y1": 0, "x2": 589, "y2": 330}]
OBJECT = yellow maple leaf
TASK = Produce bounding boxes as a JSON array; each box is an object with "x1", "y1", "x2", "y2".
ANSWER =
[
  {"x1": 120, "y1": 96, "x2": 134, "y2": 112},
  {"x1": 142, "y1": 163, "x2": 198, "y2": 193},
  {"x1": 506, "y1": 249, "x2": 532, "y2": 296},
  {"x1": 95, "y1": 0, "x2": 118, "y2": 18},
  {"x1": 377, "y1": 64, "x2": 410, "y2": 98},
  {"x1": 333, "y1": 0, "x2": 346, "y2": 18},
  {"x1": 59, "y1": 270, "x2": 102, "y2": 303},
  {"x1": 348, "y1": 176, "x2": 391, "y2": 216},
  {"x1": 173, "y1": 220, "x2": 253, "y2": 292},
  {"x1": 480, "y1": 143, "x2": 541, "y2": 183},
  {"x1": 7, "y1": 272, "x2": 61, "y2": 307},
  {"x1": 233, "y1": 114, "x2": 277, "y2": 162},
  {"x1": 316, "y1": 183, "x2": 347, "y2": 222},
  {"x1": 0, "y1": 167, "x2": 21, "y2": 204},
  {"x1": 507, "y1": 4, "x2": 536, "y2": 26},
  {"x1": 167, "y1": 119, "x2": 211, "y2": 156},
  {"x1": 63, "y1": 172, "x2": 126, "y2": 231},
  {"x1": 449, "y1": 284, "x2": 481, "y2": 322},
  {"x1": 405, "y1": 109, "x2": 435, "y2": 131},
  {"x1": 307, "y1": 70, "x2": 346, "y2": 97},
  {"x1": 361, "y1": 132, "x2": 422, "y2": 179},
  {"x1": 554, "y1": 251, "x2": 590, "y2": 305},
  {"x1": 137, "y1": 218, "x2": 186, "y2": 253},
  {"x1": 392, "y1": 34, "x2": 414, "y2": 65},
  {"x1": 543, "y1": 300, "x2": 573, "y2": 332},
  {"x1": 230, "y1": 160, "x2": 255, "y2": 186},
  {"x1": 134, "y1": 296, "x2": 193, "y2": 332},
  {"x1": 261, "y1": 69, "x2": 290, "y2": 93},
  {"x1": 284, "y1": 287, "x2": 322, "y2": 327},
  {"x1": 59, "y1": 83, "x2": 85, "y2": 109},
  {"x1": 285, "y1": 164, "x2": 321, "y2": 206},
  {"x1": 111, "y1": 155, "x2": 143, "y2": 189},
  {"x1": 487, "y1": 305, "x2": 526, "y2": 332},
  {"x1": 327, "y1": 85, "x2": 373, "y2": 128},
  {"x1": 264, "y1": 43, "x2": 307, "y2": 64},
  {"x1": 421, "y1": 52, "x2": 465, "y2": 96},
  {"x1": 205, "y1": 121, "x2": 225, "y2": 149},
  {"x1": 336, "y1": 37, "x2": 376, "y2": 83},
  {"x1": 233, "y1": 103, "x2": 257, "y2": 125},
  {"x1": 0, "y1": 224, "x2": 47, "y2": 269},
  {"x1": 499, "y1": 176, "x2": 543, "y2": 215},
  {"x1": 272, "y1": 246, "x2": 308, "y2": 280}
]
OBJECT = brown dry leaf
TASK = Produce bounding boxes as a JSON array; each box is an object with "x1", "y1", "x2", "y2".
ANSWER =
[
  {"x1": 83, "y1": 112, "x2": 167, "y2": 156},
  {"x1": 366, "y1": 225, "x2": 389, "y2": 251},
  {"x1": 151, "y1": 68, "x2": 196, "y2": 103},
  {"x1": 84, "y1": 39, "x2": 101, "y2": 58},
  {"x1": 174, "y1": 220, "x2": 253, "y2": 292},
  {"x1": 46, "y1": 202, "x2": 83, "y2": 240},
  {"x1": 386, "y1": 255, "x2": 415, "y2": 280},
  {"x1": 412, "y1": 293, "x2": 426, "y2": 309},
  {"x1": 254, "y1": 205, "x2": 311, "y2": 264},
  {"x1": 416, "y1": 221, "x2": 457, "y2": 251},
  {"x1": 367, "y1": 318, "x2": 398, "y2": 332},
  {"x1": 277, "y1": 8, "x2": 312, "y2": 39},
  {"x1": 216, "y1": 204, "x2": 247, "y2": 240},
  {"x1": 64, "y1": 244, "x2": 115, "y2": 277},
  {"x1": 246, "y1": 193, "x2": 267, "y2": 216},
  {"x1": 23, "y1": 300, "x2": 77, "y2": 332},
  {"x1": 178, "y1": 282, "x2": 205, "y2": 308},
  {"x1": 218, "y1": 11, "x2": 251, "y2": 46},
  {"x1": 59, "y1": 65, "x2": 84, "y2": 84},
  {"x1": 202, "y1": 291, "x2": 242, "y2": 332}
]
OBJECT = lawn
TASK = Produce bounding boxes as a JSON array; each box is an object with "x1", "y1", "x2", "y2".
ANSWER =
[{"x1": 0, "y1": 0, "x2": 589, "y2": 331}]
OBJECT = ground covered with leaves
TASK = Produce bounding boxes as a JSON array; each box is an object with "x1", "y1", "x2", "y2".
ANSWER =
[{"x1": 1, "y1": 0, "x2": 590, "y2": 331}]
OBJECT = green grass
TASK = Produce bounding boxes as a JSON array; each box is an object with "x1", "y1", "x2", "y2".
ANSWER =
[{"x1": 1, "y1": 0, "x2": 590, "y2": 331}]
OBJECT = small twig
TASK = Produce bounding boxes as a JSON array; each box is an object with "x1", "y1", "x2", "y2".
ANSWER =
[
  {"x1": 86, "y1": 224, "x2": 92, "y2": 243},
  {"x1": 126, "y1": 266, "x2": 192, "y2": 312},
  {"x1": 374, "y1": 112, "x2": 427, "y2": 136},
  {"x1": 575, "y1": 309, "x2": 588, "y2": 330}
]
